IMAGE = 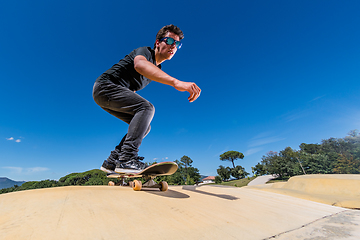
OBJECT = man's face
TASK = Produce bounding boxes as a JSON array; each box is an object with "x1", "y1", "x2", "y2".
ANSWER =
[{"x1": 156, "y1": 32, "x2": 180, "y2": 61}]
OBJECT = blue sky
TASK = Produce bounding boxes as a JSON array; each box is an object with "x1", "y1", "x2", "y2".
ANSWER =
[{"x1": 1, "y1": 0, "x2": 359, "y2": 181}]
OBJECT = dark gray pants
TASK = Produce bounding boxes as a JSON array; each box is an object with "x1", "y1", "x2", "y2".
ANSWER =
[{"x1": 92, "y1": 79, "x2": 154, "y2": 162}]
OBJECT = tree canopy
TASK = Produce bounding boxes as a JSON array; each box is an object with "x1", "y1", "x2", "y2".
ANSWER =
[
  {"x1": 220, "y1": 151, "x2": 244, "y2": 168},
  {"x1": 216, "y1": 151, "x2": 248, "y2": 181},
  {"x1": 255, "y1": 130, "x2": 360, "y2": 179}
]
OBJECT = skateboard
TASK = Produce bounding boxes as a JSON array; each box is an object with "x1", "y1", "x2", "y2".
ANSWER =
[{"x1": 107, "y1": 161, "x2": 178, "y2": 191}]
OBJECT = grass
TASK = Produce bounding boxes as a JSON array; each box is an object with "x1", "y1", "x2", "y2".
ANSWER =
[{"x1": 218, "y1": 176, "x2": 257, "y2": 187}]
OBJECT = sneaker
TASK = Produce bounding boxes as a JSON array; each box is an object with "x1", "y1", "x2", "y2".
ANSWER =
[
  {"x1": 115, "y1": 158, "x2": 148, "y2": 174},
  {"x1": 100, "y1": 160, "x2": 116, "y2": 174}
]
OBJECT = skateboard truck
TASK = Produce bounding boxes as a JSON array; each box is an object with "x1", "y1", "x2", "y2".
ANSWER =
[
  {"x1": 143, "y1": 176, "x2": 158, "y2": 188},
  {"x1": 108, "y1": 177, "x2": 127, "y2": 186},
  {"x1": 118, "y1": 177, "x2": 127, "y2": 186},
  {"x1": 130, "y1": 176, "x2": 168, "y2": 191}
]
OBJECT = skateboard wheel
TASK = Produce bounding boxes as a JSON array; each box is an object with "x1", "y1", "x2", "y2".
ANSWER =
[
  {"x1": 108, "y1": 181, "x2": 115, "y2": 186},
  {"x1": 133, "y1": 180, "x2": 142, "y2": 191},
  {"x1": 159, "y1": 181, "x2": 168, "y2": 192}
]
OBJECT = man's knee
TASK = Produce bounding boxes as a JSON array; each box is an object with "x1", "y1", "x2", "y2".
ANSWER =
[{"x1": 142, "y1": 101, "x2": 155, "y2": 115}]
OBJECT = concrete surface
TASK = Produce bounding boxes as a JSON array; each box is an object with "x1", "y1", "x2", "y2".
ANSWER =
[
  {"x1": 1, "y1": 178, "x2": 359, "y2": 239},
  {"x1": 248, "y1": 174, "x2": 279, "y2": 186},
  {"x1": 248, "y1": 174, "x2": 360, "y2": 209},
  {"x1": 270, "y1": 210, "x2": 360, "y2": 240}
]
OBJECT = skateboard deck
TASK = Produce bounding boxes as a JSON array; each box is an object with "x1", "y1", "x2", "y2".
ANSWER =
[{"x1": 107, "y1": 161, "x2": 178, "y2": 191}]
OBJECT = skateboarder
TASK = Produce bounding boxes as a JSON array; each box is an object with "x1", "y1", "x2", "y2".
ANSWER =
[{"x1": 93, "y1": 24, "x2": 201, "y2": 174}]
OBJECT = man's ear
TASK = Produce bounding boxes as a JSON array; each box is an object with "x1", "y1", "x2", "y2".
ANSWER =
[{"x1": 155, "y1": 39, "x2": 160, "y2": 48}]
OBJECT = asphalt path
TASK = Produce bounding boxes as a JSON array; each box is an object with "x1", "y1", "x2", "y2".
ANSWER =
[{"x1": 247, "y1": 174, "x2": 279, "y2": 186}]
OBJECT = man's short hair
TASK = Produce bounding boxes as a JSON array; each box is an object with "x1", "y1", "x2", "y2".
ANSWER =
[{"x1": 154, "y1": 24, "x2": 184, "y2": 49}]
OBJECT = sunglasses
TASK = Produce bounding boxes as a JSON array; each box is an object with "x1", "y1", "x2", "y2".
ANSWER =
[{"x1": 160, "y1": 37, "x2": 182, "y2": 49}]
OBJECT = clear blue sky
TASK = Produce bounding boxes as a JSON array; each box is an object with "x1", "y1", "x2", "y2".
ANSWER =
[{"x1": 1, "y1": 0, "x2": 359, "y2": 181}]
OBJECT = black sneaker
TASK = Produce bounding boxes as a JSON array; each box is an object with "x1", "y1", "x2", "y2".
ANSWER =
[
  {"x1": 100, "y1": 160, "x2": 116, "y2": 174},
  {"x1": 115, "y1": 158, "x2": 148, "y2": 174}
]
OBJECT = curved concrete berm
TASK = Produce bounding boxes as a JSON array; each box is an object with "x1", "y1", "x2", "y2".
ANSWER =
[
  {"x1": 0, "y1": 184, "x2": 359, "y2": 239},
  {"x1": 247, "y1": 174, "x2": 360, "y2": 209}
]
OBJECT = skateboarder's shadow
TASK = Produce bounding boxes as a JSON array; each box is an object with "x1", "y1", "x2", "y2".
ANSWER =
[
  {"x1": 143, "y1": 187, "x2": 239, "y2": 200},
  {"x1": 181, "y1": 186, "x2": 239, "y2": 200},
  {"x1": 143, "y1": 189, "x2": 190, "y2": 199}
]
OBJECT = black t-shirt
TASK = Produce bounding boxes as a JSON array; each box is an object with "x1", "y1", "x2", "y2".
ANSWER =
[{"x1": 98, "y1": 47, "x2": 161, "y2": 91}]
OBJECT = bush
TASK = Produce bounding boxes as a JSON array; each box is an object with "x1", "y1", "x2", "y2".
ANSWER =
[
  {"x1": 1, "y1": 169, "x2": 110, "y2": 195},
  {"x1": 215, "y1": 176, "x2": 222, "y2": 184},
  {"x1": 59, "y1": 169, "x2": 107, "y2": 186}
]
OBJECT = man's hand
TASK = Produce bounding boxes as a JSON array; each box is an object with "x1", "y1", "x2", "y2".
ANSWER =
[{"x1": 174, "y1": 81, "x2": 201, "y2": 102}]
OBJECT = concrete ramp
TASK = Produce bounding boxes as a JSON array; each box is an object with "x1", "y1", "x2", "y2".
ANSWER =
[
  {"x1": 0, "y1": 184, "x2": 359, "y2": 239},
  {"x1": 248, "y1": 174, "x2": 360, "y2": 209}
]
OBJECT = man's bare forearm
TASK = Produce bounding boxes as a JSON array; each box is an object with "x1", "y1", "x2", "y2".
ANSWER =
[
  {"x1": 134, "y1": 55, "x2": 179, "y2": 87},
  {"x1": 134, "y1": 55, "x2": 201, "y2": 102}
]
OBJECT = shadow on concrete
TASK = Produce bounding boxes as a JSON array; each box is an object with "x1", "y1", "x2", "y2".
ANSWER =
[
  {"x1": 143, "y1": 189, "x2": 190, "y2": 199},
  {"x1": 182, "y1": 186, "x2": 239, "y2": 200},
  {"x1": 141, "y1": 186, "x2": 239, "y2": 200}
]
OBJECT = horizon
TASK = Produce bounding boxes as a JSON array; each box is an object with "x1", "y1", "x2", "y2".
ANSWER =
[
  {"x1": 1, "y1": 0, "x2": 360, "y2": 181},
  {"x1": 2, "y1": 131, "x2": 358, "y2": 182}
]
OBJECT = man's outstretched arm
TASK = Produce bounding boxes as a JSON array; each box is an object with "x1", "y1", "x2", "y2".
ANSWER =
[{"x1": 134, "y1": 55, "x2": 201, "y2": 102}]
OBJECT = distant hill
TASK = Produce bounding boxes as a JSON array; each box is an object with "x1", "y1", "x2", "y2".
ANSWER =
[
  {"x1": 200, "y1": 175, "x2": 209, "y2": 180},
  {"x1": 0, "y1": 177, "x2": 26, "y2": 189}
]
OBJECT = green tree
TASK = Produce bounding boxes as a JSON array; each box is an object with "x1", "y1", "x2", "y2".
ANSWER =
[
  {"x1": 157, "y1": 157, "x2": 200, "y2": 185},
  {"x1": 260, "y1": 148, "x2": 302, "y2": 179},
  {"x1": 180, "y1": 155, "x2": 193, "y2": 168},
  {"x1": 252, "y1": 163, "x2": 267, "y2": 176},
  {"x1": 279, "y1": 147, "x2": 303, "y2": 176},
  {"x1": 253, "y1": 130, "x2": 360, "y2": 178},
  {"x1": 261, "y1": 151, "x2": 286, "y2": 178},
  {"x1": 231, "y1": 165, "x2": 249, "y2": 179},
  {"x1": 300, "y1": 152, "x2": 331, "y2": 174},
  {"x1": 180, "y1": 155, "x2": 193, "y2": 182},
  {"x1": 217, "y1": 165, "x2": 231, "y2": 181},
  {"x1": 333, "y1": 154, "x2": 359, "y2": 174},
  {"x1": 299, "y1": 143, "x2": 322, "y2": 154},
  {"x1": 220, "y1": 151, "x2": 244, "y2": 168},
  {"x1": 186, "y1": 165, "x2": 201, "y2": 183}
]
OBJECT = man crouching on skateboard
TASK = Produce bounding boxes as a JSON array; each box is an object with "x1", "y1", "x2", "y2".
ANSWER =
[{"x1": 93, "y1": 24, "x2": 201, "y2": 174}]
